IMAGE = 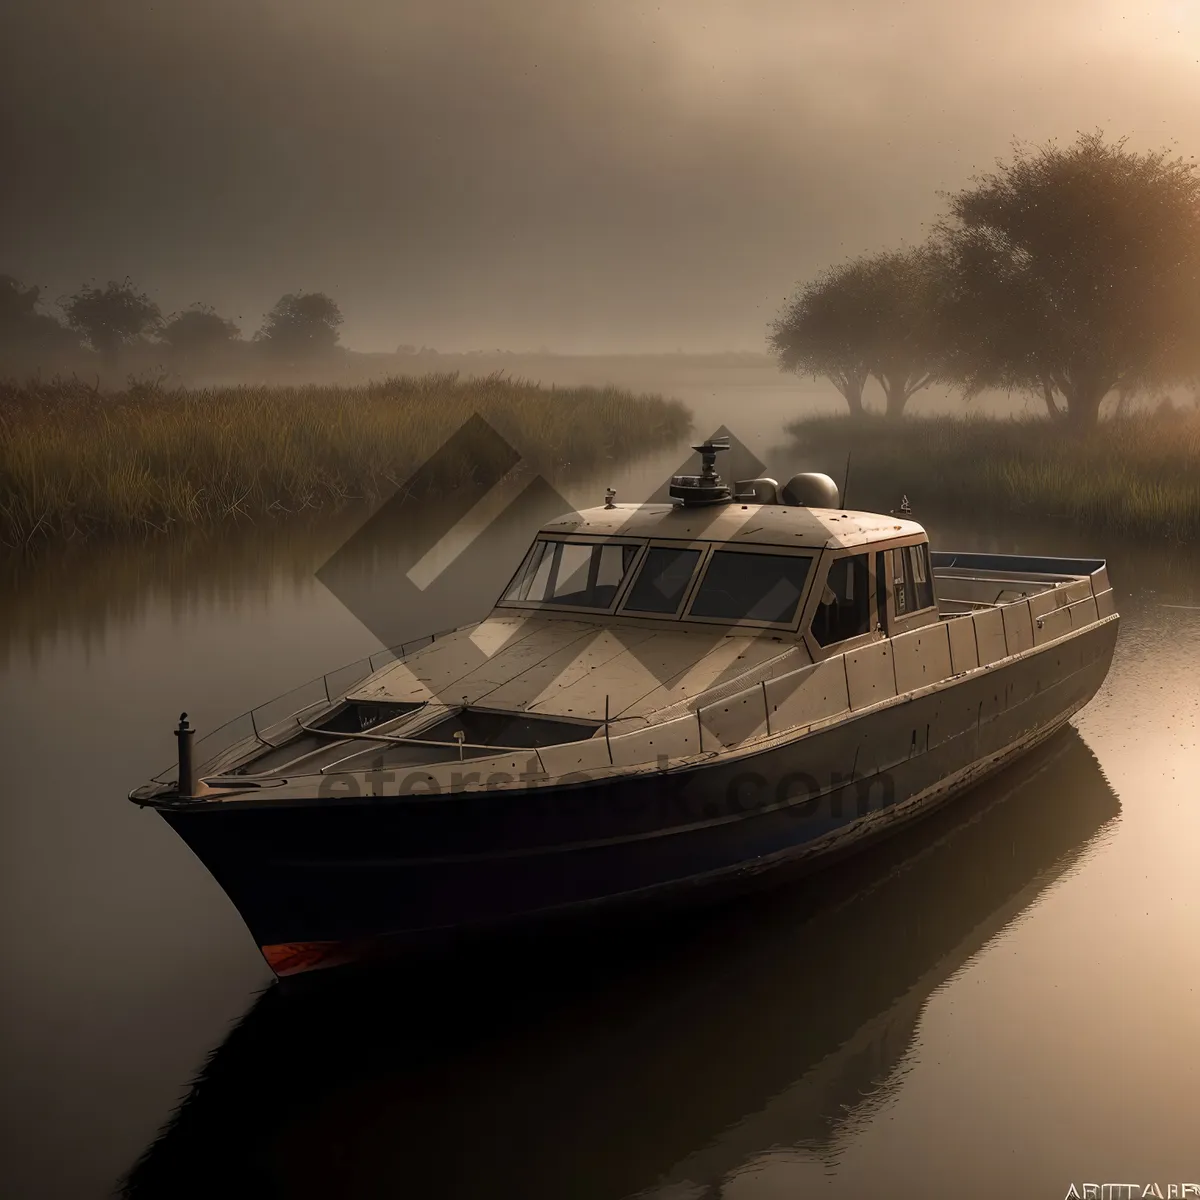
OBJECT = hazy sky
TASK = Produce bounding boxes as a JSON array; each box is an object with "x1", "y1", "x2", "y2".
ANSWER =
[{"x1": 3, "y1": 0, "x2": 1199, "y2": 351}]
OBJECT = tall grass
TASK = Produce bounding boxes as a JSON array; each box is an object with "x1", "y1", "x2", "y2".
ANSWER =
[
  {"x1": 0, "y1": 373, "x2": 691, "y2": 548},
  {"x1": 787, "y1": 410, "x2": 1200, "y2": 540}
]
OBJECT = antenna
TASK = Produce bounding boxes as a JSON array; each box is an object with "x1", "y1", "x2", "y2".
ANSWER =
[
  {"x1": 841, "y1": 451, "x2": 852, "y2": 510},
  {"x1": 692, "y1": 436, "x2": 730, "y2": 484},
  {"x1": 669, "y1": 436, "x2": 733, "y2": 506}
]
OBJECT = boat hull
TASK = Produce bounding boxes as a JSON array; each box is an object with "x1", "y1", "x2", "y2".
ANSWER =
[{"x1": 160, "y1": 617, "x2": 1118, "y2": 976}]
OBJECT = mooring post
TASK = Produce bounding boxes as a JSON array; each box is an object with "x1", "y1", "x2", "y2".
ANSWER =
[{"x1": 175, "y1": 713, "x2": 196, "y2": 799}]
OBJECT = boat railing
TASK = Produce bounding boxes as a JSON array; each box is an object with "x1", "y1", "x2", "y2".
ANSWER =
[
  {"x1": 150, "y1": 625, "x2": 469, "y2": 784},
  {"x1": 930, "y1": 551, "x2": 1105, "y2": 577}
]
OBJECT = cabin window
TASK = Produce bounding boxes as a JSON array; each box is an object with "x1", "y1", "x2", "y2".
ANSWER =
[
  {"x1": 910, "y1": 543, "x2": 935, "y2": 610},
  {"x1": 622, "y1": 546, "x2": 702, "y2": 614},
  {"x1": 501, "y1": 539, "x2": 640, "y2": 609},
  {"x1": 893, "y1": 543, "x2": 934, "y2": 617},
  {"x1": 811, "y1": 553, "x2": 872, "y2": 646},
  {"x1": 893, "y1": 548, "x2": 911, "y2": 616},
  {"x1": 687, "y1": 551, "x2": 813, "y2": 624},
  {"x1": 876, "y1": 550, "x2": 888, "y2": 628}
]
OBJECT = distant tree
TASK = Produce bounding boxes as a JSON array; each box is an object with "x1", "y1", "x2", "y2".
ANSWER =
[
  {"x1": 770, "y1": 247, "x2": 943, "y2": 419},
  {"x1": 769, "y1": 260, "x2": 874, "y2": 416},
  {"x1": 0, "y1": 274, "x2": 39, "y2": 327},
  {"x1": 0, "y1": 274, "x2": 80, "y2": 359},
  {"x1": 160, "y1": 304, "x2": 241, "y2": 370},
  {"x1": 255, "y1": 292, "x2": 343, "y2": 358},
  {"x1": 857, "y1": 246, "x2": 945, "y2": 419},
  {"x1": 61, "y1": 278, "x2": 162, "y2": 368},
  {"x1": 936, "y1": 132, "x2": 1200, "y2": 430}
]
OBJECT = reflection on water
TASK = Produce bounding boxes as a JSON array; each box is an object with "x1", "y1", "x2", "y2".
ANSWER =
[
  {"x1": 118, "y1": 732, "x2": 1117, "y2": 1200},
  {"x1": 0, "y1": 511, "x2": 367, "y2": 670}
]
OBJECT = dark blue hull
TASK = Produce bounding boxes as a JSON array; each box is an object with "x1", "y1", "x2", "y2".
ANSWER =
[{"x1": 161, "y1": 618, "x2": 1117, "y2": 975}]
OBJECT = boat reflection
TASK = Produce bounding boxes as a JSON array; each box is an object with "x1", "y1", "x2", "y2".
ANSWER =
[{"x1": 119, "y1": 728, "x2": 1118, "y2": 1200}]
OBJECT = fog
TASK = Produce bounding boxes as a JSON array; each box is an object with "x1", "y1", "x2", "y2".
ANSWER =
[{"x1": 3, "y1": 0, "x2": 1198, "y2": 351}]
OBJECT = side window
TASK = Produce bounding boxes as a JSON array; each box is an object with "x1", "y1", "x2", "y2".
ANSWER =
[
  {"x1": 910, "y1": 543, "x2": 935, "y2": 611},
  {"x1": 892, "y1": 544, "x2": 935, "y2": 618},
  {"x1": 876, "y1": 550, "x2": 888, "y2": 628},
  {"x1": 893, "y1": 547, "x2": 913, "y2": 616},
  {"x1": 811, "y1": 554, "x2": 871, "y2": 646}
]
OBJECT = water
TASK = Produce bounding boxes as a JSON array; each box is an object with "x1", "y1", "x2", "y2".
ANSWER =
[{"x1": 1, "y1": 389, "x2": 1198, "y2": 1198}]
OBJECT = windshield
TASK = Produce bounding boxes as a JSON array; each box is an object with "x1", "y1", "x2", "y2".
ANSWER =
[
  {"x1": 622, "y1": 546, "x2": 702, "y2": 614},
  {"x1": 500, "y1": 539, "x2": 641, "y2": 609},
  {"x1": 687, "y1": 550, "x2": 814, "y2": 625}
]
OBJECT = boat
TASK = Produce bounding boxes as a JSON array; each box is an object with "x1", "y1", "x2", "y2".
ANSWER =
[{"x1": 129, "y1": 439, "x2": 1120, "y2": 978}]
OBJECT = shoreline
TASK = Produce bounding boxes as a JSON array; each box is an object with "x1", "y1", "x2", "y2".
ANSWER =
[
  {"x1": 0, "y1": 374, "x2": 692, "y2": 551},
  {"x1": 786, "y1": 412, "x2": 1200, "y2": 542}
]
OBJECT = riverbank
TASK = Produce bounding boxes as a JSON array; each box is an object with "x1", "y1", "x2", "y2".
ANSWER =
[
  {"x1": 786, "y1": 412, "x2": 1200, "y2": 540},
  {"x1": 0, "y1": 374, "x2": 691, "y2": 548}
]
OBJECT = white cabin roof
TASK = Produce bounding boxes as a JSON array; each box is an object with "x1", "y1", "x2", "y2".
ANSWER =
[{"x1": 540, "y1": 503, "x2": 926, "y2": 550}]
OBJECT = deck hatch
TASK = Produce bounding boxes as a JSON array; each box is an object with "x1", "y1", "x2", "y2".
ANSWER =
[
  {"x1": 315, "y1": 701, "x2": 426, "y2": 734},
  {"x1": 417, "y1": 710, "x2": 602, "y2": 749}
]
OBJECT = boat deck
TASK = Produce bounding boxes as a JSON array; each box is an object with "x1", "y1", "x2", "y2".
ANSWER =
[
  {"x1": 129, "y1": 550, "x2": 1116, "y2": 804},
  {"x1": 932, "y1": 551, "x2": 1106, "y2": 616}
]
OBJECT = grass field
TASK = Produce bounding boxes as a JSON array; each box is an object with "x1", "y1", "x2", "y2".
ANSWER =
[
  {"x1": 787, "y1": 410, "x2": 1200, "y2": 540},
  {"x1": 0, "y1": 374, "x2": 692, "y2": 548}
]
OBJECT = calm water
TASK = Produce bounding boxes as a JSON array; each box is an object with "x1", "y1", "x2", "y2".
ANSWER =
[{"x1": 1, "y1": 392, "x2": 1198, "y2": 1199}]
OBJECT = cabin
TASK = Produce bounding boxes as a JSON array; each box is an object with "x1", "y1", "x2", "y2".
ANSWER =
[{"x1": 498, "y1": 500, "x2": 941, "y2": 661}]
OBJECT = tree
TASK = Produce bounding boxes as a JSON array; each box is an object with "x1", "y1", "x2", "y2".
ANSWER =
[
  {"x1": 0, "y1": 274, "x2": 40, "y2": 328},
  {"x1": 255, "y1": 292, "x2": 343, "y2": 359},
  {"x1": 61, "y1": 278, "x2": 162, "y2": 368},
  {"x1": 936, "y1": 132, "x2": 1200, "y2": 430},
  {"x1": 0, "y1": 274, "x2": 80, "y2": 360},
  {"x1": 858, "y1": 246, "x2": 944, "y2": 419},
  {"x1": 160, "y1": 304, "x2": 241, "y2": 370},
  {"x1": 768, "y1": 261, "x2": 874, "y2": 416},
  {"x1": 770, "y1": 247, "x2": 943, "y2": 419}
]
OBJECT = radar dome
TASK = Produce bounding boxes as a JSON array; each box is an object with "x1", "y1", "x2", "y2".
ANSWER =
[{"x1": 781, "y1": 472, "x2": 840, "y2": 508}]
